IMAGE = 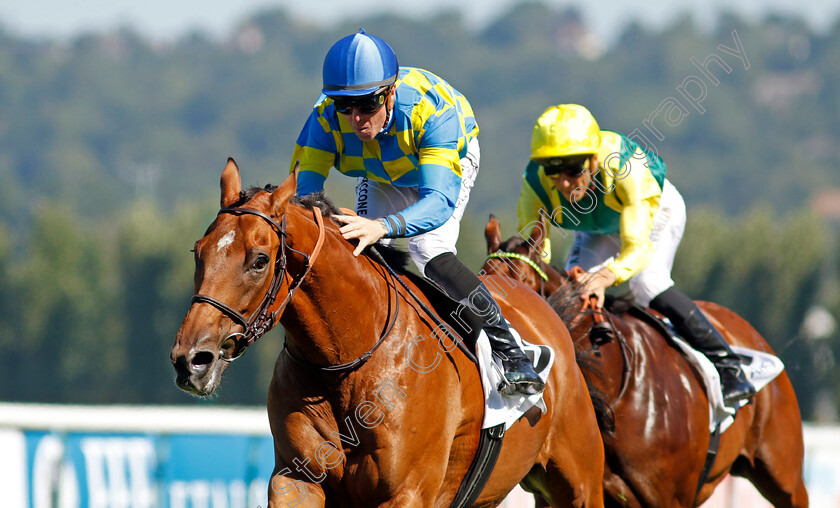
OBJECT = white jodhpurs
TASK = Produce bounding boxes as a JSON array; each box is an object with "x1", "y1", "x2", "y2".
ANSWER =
[
  {"x1": 355, "y1": 137, "x2": 480, "y2": 276},
  {"x1": 565, "y1": 179, "x2": 687, "y2": 307}
]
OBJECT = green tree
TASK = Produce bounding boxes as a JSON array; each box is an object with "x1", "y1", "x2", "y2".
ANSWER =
[{"x1": 6, "y1": 205, "x2": 123, "y2": 402}]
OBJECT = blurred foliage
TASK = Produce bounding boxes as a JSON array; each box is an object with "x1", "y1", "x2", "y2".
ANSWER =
[{"x1": 0, "y1": 4, "x2": 838, "y2": 418}]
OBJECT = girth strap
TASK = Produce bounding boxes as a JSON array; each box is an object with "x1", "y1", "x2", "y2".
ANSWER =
[
  {"x1": 626, "y1": 303, "x2": 727, "y2": 504},
  {"x1": 693, "y1": 423, "x2": 722, "y2": 505},
  {"x1": 450, "y1": 423, "x2": 506, "y2": 508}
]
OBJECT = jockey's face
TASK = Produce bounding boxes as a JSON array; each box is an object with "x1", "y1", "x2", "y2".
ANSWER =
[
  {"x1": 548, "y1": 155, "x2": 595, "y2": 204},
  {"x1": 339, "y1": 88, "x2": 393, "y2": 142}
]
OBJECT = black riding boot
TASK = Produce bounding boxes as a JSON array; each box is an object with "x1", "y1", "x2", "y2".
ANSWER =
[
  {"x1": 424, "y1": 252, "x2": 544, "y2": 396},
  {"x1": 650, "y1": 287, "x2": 756, "y2": 405},
  {"x1": 469, "y1": 283, "x2": 545, "y2": 396}
]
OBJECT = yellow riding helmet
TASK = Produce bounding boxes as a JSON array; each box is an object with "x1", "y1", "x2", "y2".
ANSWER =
[{"x1": 530, "y1": 104, "x2": 601, "y2": 160}]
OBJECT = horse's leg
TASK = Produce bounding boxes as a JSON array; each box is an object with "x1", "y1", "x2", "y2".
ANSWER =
[
  {"x1": 268, "y1": 467, "x2": 326, "y2": 508},
  {"x1": 601, "y1": 468, "x2": 643, "y2": 508},
  {"x1": 534, "y1": 494, "x2": 550, "y2": 507},
  {"x1": 734, "y1": 379, "x2": 809, "y2": 508},
  {"x1": 539, "y1": 372, "x2": 606, "y2": 508},
  {"x1": 738, "y1": 461, "x2": 809, "y2": 508},
  {"x1": 701, "y1": 304, "x2": 809, "y2": 508}
]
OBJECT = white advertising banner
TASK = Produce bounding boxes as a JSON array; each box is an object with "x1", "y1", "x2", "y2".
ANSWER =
[{"x1": 1, "y1": 404, "x2": 837, "y2": 507}]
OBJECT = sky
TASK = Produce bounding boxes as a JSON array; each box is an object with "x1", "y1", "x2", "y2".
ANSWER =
[{"x1": 0, "y1": 0, "x2": 837, "y2": 45}]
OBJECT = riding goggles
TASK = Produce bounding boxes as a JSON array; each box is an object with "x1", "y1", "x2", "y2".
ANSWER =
[
  {"x1": 542, "y1": 155, "x2": 590, "y2": 177},
  {"x1": 331, "y1": 87, "x2": 391, "y2": 115}
]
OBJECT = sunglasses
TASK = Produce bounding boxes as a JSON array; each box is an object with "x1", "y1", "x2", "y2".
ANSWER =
[
  {"x1": 542, "y1": 156, "x2": 590, "y2": 177},
  {"x1": 331, "y1": 87, "x2": 391, "y2": 115}
]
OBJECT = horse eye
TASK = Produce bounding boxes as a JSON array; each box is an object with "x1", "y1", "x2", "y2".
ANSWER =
[{"x1": 252, "y1": 254, "x2": 270, "y2": 271}]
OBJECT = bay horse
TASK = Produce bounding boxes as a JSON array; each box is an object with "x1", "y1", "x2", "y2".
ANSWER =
[
  {"x1": 171, "y1": 159, "x2": 607, "y2": 507},
  {"x1": 482, "y1": 216, "x2": 808, "y2": 508}
]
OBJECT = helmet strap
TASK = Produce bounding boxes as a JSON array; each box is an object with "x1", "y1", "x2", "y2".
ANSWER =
[
  {"x1": 378, "y1": 85, "x2": 395, "y2": 136},
  {"x1": 379, "y1": 108, "x2": 392, "y2": 136}
]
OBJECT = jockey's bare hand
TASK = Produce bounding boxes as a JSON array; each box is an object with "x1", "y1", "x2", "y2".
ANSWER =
[
  {"x1": 335, "y1": 215, "x2": 389, "y2": 257},
  {"x1": 579, "y1": 267, "x2": 617, "y2": 309}
]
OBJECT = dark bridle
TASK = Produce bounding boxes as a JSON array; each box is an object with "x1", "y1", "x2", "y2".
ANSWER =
[
  {"x1": 187, "y1": 203, "x2": 403, "y2": 373},
  {"x1": 189, "y1": 206, "x2": 324, "y2": 362}
]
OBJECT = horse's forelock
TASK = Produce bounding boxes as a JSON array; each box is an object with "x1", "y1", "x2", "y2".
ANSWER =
[
  {"x1": 498, "y1": 235, "x2": 529, "y2": 254},
  {"x1": 234, "y1": 184, "x2": 278, "y2": 207}
]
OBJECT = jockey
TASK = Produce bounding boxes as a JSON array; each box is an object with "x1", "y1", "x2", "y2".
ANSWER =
[
  {"x1": 291, "y1": 29, "x2": 544, "y2": 396},
  {"x1": 517, "y1": 104, "x2": 756, "y2": 405}
]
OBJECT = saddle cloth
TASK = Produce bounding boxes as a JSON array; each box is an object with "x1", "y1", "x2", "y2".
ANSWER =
[
  {"x1": 475, "y1": 322, "x2": 555, "y2": 430},
  {"x1": 670, "y1": 337, "x2": 785, "y2": 432}
]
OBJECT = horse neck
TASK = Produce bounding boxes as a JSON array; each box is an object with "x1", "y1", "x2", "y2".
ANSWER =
[
  {"x1": 542, "y1": 263, "x2": 565, "y2": 296},
  {"x1": 279, "y1": 206, "x2": 391, "y2": 367}
]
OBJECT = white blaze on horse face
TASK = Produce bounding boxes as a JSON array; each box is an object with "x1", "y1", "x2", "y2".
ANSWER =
[{"x1": 216, "y1": 230, "x2": 236, "y2": 252}]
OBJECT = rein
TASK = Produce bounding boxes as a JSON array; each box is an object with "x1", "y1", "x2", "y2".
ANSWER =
[
  {"x1": 283, "y1": 250, "x2": 401, "y2": 372},
  {"x1": 280, "y1": 207, "x2": 403, "y2": 372},
  {"x1": 286, "y1": 207, "x2": 475, "y2": 371},
  {"x1": 189, "y1": 202, "x2": 465, "y2": 373},
  {"x1": 287, "y1": 206, "x2": 476, "y2": 371},
  {"x1": 367, "y1": 246, "x2": 479, "y2": 366},
  {"x1": 583, "y1": 298, "x2": 634, "y2": 408},
  {"x1": 567, "y1": 266, "x2": 634, "y2": 409},
  {"x1": 190, "y1": 206, "x2": 325, "y2": 362}
]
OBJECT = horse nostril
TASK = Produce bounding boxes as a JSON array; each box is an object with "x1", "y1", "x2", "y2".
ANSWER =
[{"x1": 190, "y1": 350, "x2": 216, "y2": 373}]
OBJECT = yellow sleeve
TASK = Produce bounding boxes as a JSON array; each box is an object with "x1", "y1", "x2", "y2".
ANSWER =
[
  {"x1": 289, "y1": 102, "x2": 341, "y2": 180},
  {"x1": 290, "y1": 143, "x2": 334, "y2": 176},
  {"x1": 516, "y1": 176, "x2": 553, "y2": 263},
  {"x1": 605, "y1": 157, "x2": 662, "y2": 284}
]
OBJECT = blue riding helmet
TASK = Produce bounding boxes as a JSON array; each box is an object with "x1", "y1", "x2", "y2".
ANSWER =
[{"x1": 322, "y1": 29, "x2": 399, "y2": 97}]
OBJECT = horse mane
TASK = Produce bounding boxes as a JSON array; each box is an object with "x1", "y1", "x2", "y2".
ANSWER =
[
  {"x1": 294, "y1": 191, "x2": 342, "y2": 217},
  {"x1": 294, "y1": 191, "x2": 411, "y2": 270},
  {"x1": 368, "y1": 244, "x2": 411, "y2": 271},
  {"x1": 576, "y1": 351, "x2": 616, "y2": 435},
  {"x1": 547, "y1": 275, "x2": 619, "y2": 436},
  {"x1": 238, "y1": 187, "x2": 413, "y2": 272},
  {"x1": 237, "y1": 184, "x2": 278, "y2": 206},
  {"x1": 546, "y1": 275, "x2": 634, "y2": 322},
  {"x1": 489, "y1": 233, "x2": 619, "y2": 434},
  {"x1": 235, "y1": 186, "x2": 344, "y2": 218},
  {"x1": 547, "y1": 277, "x2": 592, "y2": 327}
]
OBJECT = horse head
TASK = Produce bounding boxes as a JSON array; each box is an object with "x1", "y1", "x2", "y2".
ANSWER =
[
  {"x1": 483, "y1": 215, "x2": 565, "y2": 298},
  {"x1": 171, "y1": 158, "x2": 300, "y2": 395},
  {"x1": 482, "y1": 216, "x2": 613, "y2": 339}
]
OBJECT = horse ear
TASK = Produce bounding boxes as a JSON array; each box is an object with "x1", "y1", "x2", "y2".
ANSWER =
[
  {"x1": 220, "y1": 158, "x2": 242, "y2": 208},
  {"x1": 270, "y1": 160, "x2": 300, "y2": 216},
  {"x1": 528, "y1": 215, "x2": 548, "y2": 253},
  {"x1": 485, "y1": 214, "x2": 502, "y2": 253}
]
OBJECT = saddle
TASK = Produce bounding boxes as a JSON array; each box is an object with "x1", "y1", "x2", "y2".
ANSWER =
[
  {"x1": 368, "y1": 253, "x2": 554, "y2": 508},
  {"x1": 400, "y1": 270, "x2": 484, "y2": 354},
  {"x1": 365, "y1": 259, "x2": 503, "y2": 508},
  {"x1": 587, "y1": 296, "x2": 781, "y2": 428}
]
